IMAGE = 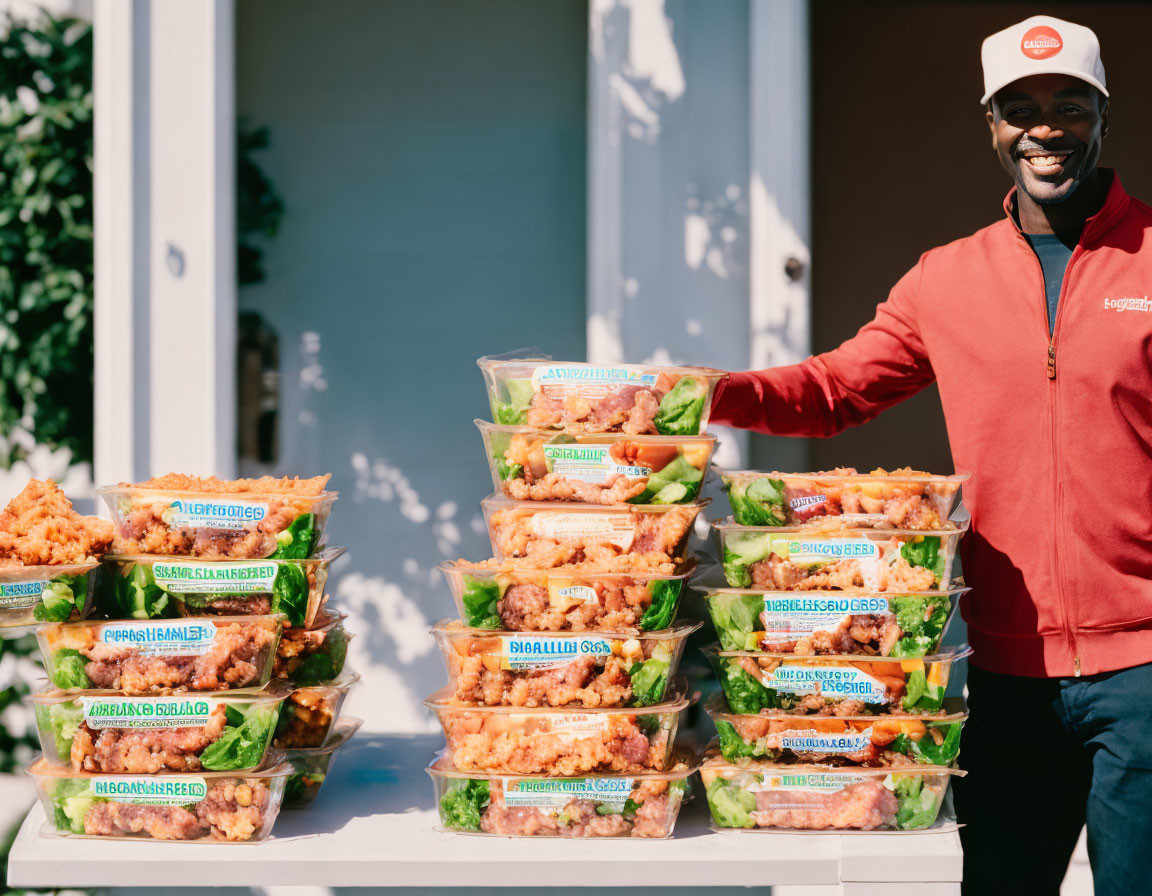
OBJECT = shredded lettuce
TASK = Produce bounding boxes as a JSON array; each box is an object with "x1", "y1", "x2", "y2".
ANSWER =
[
  {"x1": 50, "y1": 778, "x2": 99, "y2": 834},
  {"x1": 892, "y1": 722, "x2": 963, "y2": 766},
  {"x1": 492, "y1": 379, "x2": 535, "y2": 426},
  {"x1": 638, "y1": 579, "x2": 681, "y2": 631},
  {"x1": 726, "y1": 478, "x2": 788, "y2": 526},
  {"x1": 713, "y1": 657, "x2": 777, "y2": 714},
  {"x1": 595, "y1": 797, "x2": 641, "y2": 820},
  {"x1": 461, "y1": 576, "x2": 503, "y2": 629},
  {"x1": 653, "y1": 376, "x2": 707, "y2": 436},
  {"x1": 899, "y1": 536, "x2": 947, "y2": 584},
  {"x1": 34, "y1": 574, "x2": 87, "y2": 622},
  {"x1": 36, "y1": 701, "x2": 83, "y2": 760},
  {"x1": 49, "y1": 648, "x2": 93, "y2": 690},
  {"x1": 201, "y1": 705, "x2": 278, "y2": 771},
  {"x1": 889, "y1": 595, "x2": 951, "y2": 657},
  {"x1": 901, "y1": 667, "x2": 945, "y2": 712},
  {"x1": 628, "y1": 646, "x2": 670, "y2": 706},
  {"x1": 721, "y1": 533, "x2": 775, "y2": 588},
  {"x1": 714, "y1": 718, "x2": 771, "y2": 761},
  {"x1": 893, "y1": 775, "x2": 943, "y2": 830},
  {"x1": 705, "y1": 775, "x2": 757, "y2": 828},
  {"x1": 439, "y1": 778, "x2": 491, "y2": 831},
  {"x1": 708, "y1": 592, "x2": 764, "y2": 651}
]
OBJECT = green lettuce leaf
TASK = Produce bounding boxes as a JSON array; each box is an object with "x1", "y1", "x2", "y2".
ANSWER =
[
  {"x1": 653, "y1": 376, "x2": 707, "y2": 436},
  {"x1": 461, "y1": 576, "x2": 503, "y2": 629},
  {"x1": 708, "y1": 593, "x2": 763, "y2": 651},
  {"x1": 492, "y1": 379, "x2": 535, "y2": 426},
  {"x1": 51, "y1": 778, "x2": 99, "y2": 834},
  {"x1": 705, "y1": 775, "x2": 757, "y2": 828},
  {"x1": 49, "y1": 648, "x2": 93, "y2": 690},
  {"x1": 439, "y1": 778, "x2": 491, "y2": 830},
  {"x1": 36, "y1": 701, "x2": 83, "y2": 760},
  {"x1": 595, "y1": 797, "x2": 641, "y2": 820},
  {"x1": 628, "y1": 652, "x2": 669, "y2": 707},
  {"x1": 271, "y1": 562, "x2": 310, "y2": 626},
  {"x1": 909, "y1": 722, "x2": 963, "y2": 766},
  {"x1": 901, "y1": 668, "x2": 944, "y2": 712},
  {"x1": 714, "y1": 657, "x2": 777, "y2": 714},
  {"x1": 726, "y1": 478, "x2": 788, "y2": 526},
  {"x1": 715, "y1": 718, "x2": 770, "y2": 761},
  {"x1": 270, "y1": 513, "x2": 317, "y2": 560},
  {"x1": 34, "y1": 573, "x2": 88, "y2": 622},
  {"x1": 899, "y1": 536, "x2": 946, "y2": 584},
  {"x1": 631, "y1": 455, "x2": 704, "y2": 505},
  {"x1": 638, "y1": 579, "x2": 681, "y2": 631},
  {"x1": 894, "y1": 775, "x2": 942, "y2": 830},
  {"x1": 889, "y1": 595, "x2": 950, "y2": 657},
  {"x1": 200, "y1": 705, "x2": 277, "y2": 771}
]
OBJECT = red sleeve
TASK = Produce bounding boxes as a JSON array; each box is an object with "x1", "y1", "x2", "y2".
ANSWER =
[{"x1": 710, "y1": 261, "x2": 935, "y2": 437}]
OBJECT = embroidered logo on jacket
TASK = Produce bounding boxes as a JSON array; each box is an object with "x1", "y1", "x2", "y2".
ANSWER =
[{"x1": 1103, "y1": 296, "x2": 1152, "y2": 313}]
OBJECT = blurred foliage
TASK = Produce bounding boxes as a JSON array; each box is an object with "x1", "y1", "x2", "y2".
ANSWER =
[
  {"x1": 237, "y1": 118, "x2": 284, "y2": 287},
  {"x1": 0, "y1": 14, "x2": 93, "y2": 469}
]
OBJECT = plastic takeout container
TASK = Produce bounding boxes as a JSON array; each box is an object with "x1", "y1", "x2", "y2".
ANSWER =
[
  {"x1": 28, "y1": 756, "x2": 292, "y2": 842},
  {"x1": 439, "y1": 559, "x2": 697, "y2": 633},
  {"x1": 721, "y1": 469, "x2": 968, "y2": 530},
  {"x1": 700, "y1": 746, "x2": 963, "y2": 832},
  {"x1": 282, "y1": 716, "x2": 363, "y2": 809},
  {"x1": 477, "y1": 420, "x2": 716, "y2": 506},
  {"x1": 702, "y1": 587, "x2": 968, "y2": 656},
  {"x1": 433, "y1": 620, "x2": 700, "y2": 708},
  {"x1": 483, "y1": 497, "x2": 707, "y2": 566},
  {"x1": 428, "y1": 753, "x2": 697, "y2": 838},
  {"x1": 97, "y1": 548, "x2": 345, "y2": 629},
  {"x1": 36, "y1": 615, "x2": 286, "y2": 694},
  {"x1": 0, "y1": 561, "x2": 101, "y2": 629},
  {"x1": 274, "y1": 671, "x2": 360, "y2": 749},
  {"x1": 274, "y1": 610, "x2": 351, "y2": 682},
  {"x1": 97, "y1": 484, "x2": 337, "y2": 561},
  {"x1": 32, "y1": 688, "x2": 286, "y2": 773},
  {"x1": 426, "y1": 680, "x2": 690, "y2": 776},
  {"x1": 477, "y1": 352, "x2": 727, "y2": 436},
  {"x1": 705, "y1": 693, "x2": 967, "y2": 766},
  {"x1": 703, "y1": 645, "x2": 971, "y2": 716},
  {"x1": 713, "y1": 519, "x2": 967, "y2": 591}
]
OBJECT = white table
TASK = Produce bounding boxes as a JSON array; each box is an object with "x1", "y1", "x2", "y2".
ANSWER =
[{"x1": 7, "y1": 733, "x2": 962, "y2": 893}]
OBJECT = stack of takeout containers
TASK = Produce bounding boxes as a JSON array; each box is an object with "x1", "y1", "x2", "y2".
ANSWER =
[
  {"x1": 25, "y1": 474, "x2": 359, "y2": 842},
  {"x1": 700, "y1": 468, "x2": 971, "y2": 833},
  {"x1": 424, "y1": 353, "x2": 727, "y2": 838}
]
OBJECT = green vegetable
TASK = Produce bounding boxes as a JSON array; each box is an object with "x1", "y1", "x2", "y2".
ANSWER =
[
  {"x1": 492, "y1": 378, "x2": 535, "y2": 426},
  {"x1": 901, "y1": 667, "x2": 944, "y2": 712},
  {"x1": 893, "y1": 775, "x2": 942, "y2": 830},
  {"x1": 271, "y1": 562, "x2": 310, "y2": 626},
  {"x1": 721, "y1": 533, "x2": 775, "y2": 588},
  {"x1": 630, "y1": 455, "x2": 704, "y2": 505},
  {"x1": 726, "y1": 478, "x2": 788, "y2": 526},
  {"x1": 903, "y1": 722, "x2": 963, "y2": 766},
  {"x1": 715, "y1": 719, "x2": 771, "y2": 761},
  {"x1": 270, "y1": 513, "x2": 317, "y2": 560},
  {"x1": 488, "y1": 431, "x2": 523, "y2": 481},
  {"x1": 34, "y1": 574, "x2": 88, "y2": 622},
  {"x1": 653, "y1": 376, "x2": 707, "y2": 436},
  {"x1": 496, "y1": 457, "x2": 523, "y2": 481},
  {"x1": 291, "y1": 623, "x2": 351, "y2": 684},
  {"x1": 898, "y1": 536, "x2": 946, "y2": 584},
  {"x1": 638, "y1": 579, "x2": 681, "y2": 631},
  {"x1": 705, "y1": 775, "x2": 757, "y2": 828},
  {"x1": 889, "y1": 595, "x2": 951, "y2": 657},
  {"x1": 628, "y1": 646, "x2": 671, "y2": 706},
  {"x1": 200, "y1": 705, "x2": 278, "y2": 771},
  {"x1": 714, "y1": 657, "x2": 777, "y2": 714},
  {"x1": 461, "y1": 576, "x2": 503, "y2": 629},
  {"x1": 595, "y1": 797, "x2": 641, "y2": 820},
  {"x1": 49, "y1": 648, "x2": 92, "y2": 690},
  {"x1": 439, "y1": 778, "x2": 490, "y2": 831},
  {"x1": 50, "y1": 778, "x2": 99, "y2": 834},
  {"x1": 36, "y1": 701, "x2": 83, "y2": 759},
  {"x1": 708, "y1": 592, "x2": 764, "y2": 651},
  {"x1": 100, "y1": 563, "x2": 170, "y2": 620}
]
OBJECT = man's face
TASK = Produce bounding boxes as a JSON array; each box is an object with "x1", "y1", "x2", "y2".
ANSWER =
[{"x1": 987, "y1": 73, "x2": 1108, "y2": 205}]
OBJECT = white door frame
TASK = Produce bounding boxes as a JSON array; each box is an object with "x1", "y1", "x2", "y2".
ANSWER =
[{"x1": 93, "y1": 0, "x2": 236, "y2": 485}]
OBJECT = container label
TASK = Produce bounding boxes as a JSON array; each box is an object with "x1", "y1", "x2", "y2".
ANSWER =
[
  {"x1": 785, "y1": 538, "x2": 879, "y2": 565},
  {"x1": 532, "y1": 365, "x2": 657, "y2": 402},
  {"x1": 761, "y1": 596, "x2": 891, "y2": 640},
  {"x1": 89, "y1": 776, "x2": 208, "y2": 806},
  {"x1": 0, "y1": 580, "x2": 47, "y2": 609},
  {"x1": 761, "y1": 664, "x2": 888, "y2": 703},
  {"x1": 151, "y1": 561, "x2": 279, "y2": 594},
  {"x1": 551, "y1": 584, "x2": 599, "y2": 607},
  {"x1": 542, "y1": 445, "x2": 650, "y2": 484},
  {"x1": 757, "y1": 772, "x2": 869, "y2": 794},
  {"x1": 80, "y1": 696, "x2": 221, "y2": 729},
  {"x1": 164, "y1": 498, "x2": 269, "y2": 532},
  {"x1": 788, "y1": 494, "x2": 828, "y2": 511},
  {"x1": 503, "y1": 777, "x2": 634, "y2": 809},
  {"x1": 514, "y1": 712, "x2": 614, "y2": 741},
  {"x1": 531, "y1": 513, "x2": 636, "y2": 550},
  {"x1": 775, "y1": 728, "x2": 874, "y2": 754},
  {"x1": 98, "y1": 620, "x2": 218, "y2": 657},
  {"x1": 497, "y1": 635, "x2": 615, "y2": 670}
]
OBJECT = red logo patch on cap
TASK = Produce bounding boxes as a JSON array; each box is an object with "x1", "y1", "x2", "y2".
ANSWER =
[{"x1": 1021, "y1": 25, "x2": 1063, "y2": 60}]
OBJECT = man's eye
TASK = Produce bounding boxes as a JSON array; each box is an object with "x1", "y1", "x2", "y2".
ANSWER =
[
  {"x1": 1060, "y1": 105, "x2": 1085, "y2": 115},
  {"x1": 1007, "y1": 107, "x2": 1034, "y2": 118}
]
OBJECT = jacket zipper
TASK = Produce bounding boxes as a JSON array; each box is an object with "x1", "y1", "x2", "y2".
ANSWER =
[{"x1": 1021, "y1": 234, "x2": 1081, "y2": 674}]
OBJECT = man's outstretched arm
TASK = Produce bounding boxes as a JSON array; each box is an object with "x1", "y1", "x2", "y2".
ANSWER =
[{"x1": 711, "y1": 263, "x2": 936, "y2": 437}]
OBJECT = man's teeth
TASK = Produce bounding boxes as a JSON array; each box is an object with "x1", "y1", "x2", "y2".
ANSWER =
[{"x1": 1026, "y1": 155, "x2": 1068, "y2": 166}]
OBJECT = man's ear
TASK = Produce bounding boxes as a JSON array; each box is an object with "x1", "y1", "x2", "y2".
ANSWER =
[{"x1": 986, "y1": 106, "x2": 997, "y2": 150}]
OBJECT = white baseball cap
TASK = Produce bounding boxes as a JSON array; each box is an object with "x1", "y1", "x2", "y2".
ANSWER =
[{"x1": 981, "y1": 15, "x2": 1108, "y2": 105}]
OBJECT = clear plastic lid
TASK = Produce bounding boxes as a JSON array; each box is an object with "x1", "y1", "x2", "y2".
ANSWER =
[
  {"x1": 439, "y1": 557, "x2": 698, "y2": 584},
  {"x1": 425, "y1": 678, "x2": 690, "y2": 715},
  {"x1": 705, "y1": 691, "x2": 968, "y2": 723},
  {"x1": 96, "y1": 484, "x2": 338, "y2": 505},
  {"x1": 31, "y1": 684, "x2": 288, "y2": 707},
  {"x1": 701, "y1": 586, "x2": 970, "y2": 599},
  {"x1": 0, "y1": 560, "x2": 101, "y2": 582},
  {"x1": 711, "y1": 517, "x2": 968, "y2": 537},
  {"x1": 27, "y1": 755, "x2": 294, "y2": 781},
  {"x1": 432, "y1": 618, "x2": 701, "y2": 641},
  {"x1": 476, "y1": 420, "x2": 718, "y2": 448},
  {"x1": 699, "y1": 742, "x2": 967, "y2": 777},
  {"x1": 476, "y1": 353, "x2": 727, "y2": 381},
  {"x1": 282, "y1": 715, "x2": 363, "y2": 758},
  {"x1": 427, "y1": 749, "x2": 700, "y2": 781},
  {"x1": 483, "y1": 495, "x2": 711, "y2": 516},
  {"x1": 721, "y1": 470, "x2": 969, "y2": 486},
  {"x1": 282, "y1": 670, "x2": 360, "y2": 697},
  {"x1": 703, "y1": 644, "x2": 973, "y2": 664},
  {"x1": 104, "y1": 546, "x2": 347, "y2": 565}
]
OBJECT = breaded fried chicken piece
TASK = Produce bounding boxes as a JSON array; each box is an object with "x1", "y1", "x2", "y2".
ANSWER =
[{"x1": 0, "y1": 479, "x2": 114, "y2": 566}]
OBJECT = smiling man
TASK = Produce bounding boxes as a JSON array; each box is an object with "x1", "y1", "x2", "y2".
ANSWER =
[{"x1": 709, "y1": 15, "x2": 1151, "y2": 895}]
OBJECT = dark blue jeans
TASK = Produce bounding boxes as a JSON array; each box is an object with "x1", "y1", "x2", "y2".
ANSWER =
[{"x1": 955, "y1": 662, "x2": 1152, "y2": 896}]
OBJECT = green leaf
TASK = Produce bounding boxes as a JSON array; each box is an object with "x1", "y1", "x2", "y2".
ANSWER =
[
  {"x1": 32, "y1": 575, "x2": 78, "y2": 621},
  {"x1": 726, "y1": 478, "x2": 788, "y2": 526},
  {"x1": 461, "y1": 576, "x2": 503, "y2": 629},
  {"x1": 492, "y1": 379, "x2": 535, "y2": 426},
  {"x1": 893, "y1": 774, "x2": 942, "y2": 829},
  {"x1": 909, "y1": 722, "x2": 963, "y2": 766},
  {"x1": 439, "y1": 778, "x2": 490, "y2": 831},
  {"x1": 713, "y1": 657, "x2": 777, "y2": 714},
  {"x1": 627, "y1": 653, "x2": 669, "y2": 706},
  {"x1": 638, "y1": 579, "x2": 681, "y2": 631},
  {"x1": 705, "y1": 775, "x2": 757, "y2": 828},
  {"x1": 270, "y1": 562, "x2": 309, "y2": 627},
  {"x1": 630, "y1": 455, "x2": 704, "y2": 505},
  {"x1": 48, "y1": 647, "x2": 91, "y2": 689},
  {"x1": 269, "y1": 513, "x2": 317, "y2": 560},
  {"x1": 899, "y1": 536, "x2": 946, "y2": 584},
  {"x1": 653, "y1": 376, "x2": 707, "y2": 435},
  {"x1": 708, "y1": 592, "x2": 763, "y2": 651},
  {"x1": 199, "y1": 705, "x2": 276, "y2": 771},
  {"x1": 715, "y1": 718, "x2": 771, "y2": 761}
]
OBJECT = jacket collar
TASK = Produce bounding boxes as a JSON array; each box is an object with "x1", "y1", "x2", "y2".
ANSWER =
[{"x1": 1003, "y1": 168, "x2": 1130, "y2": 246}]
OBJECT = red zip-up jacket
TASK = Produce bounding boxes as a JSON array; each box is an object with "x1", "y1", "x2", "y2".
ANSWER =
[{"x1": 711, "y1": 171, "x2": 1152, "y2": 677}]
